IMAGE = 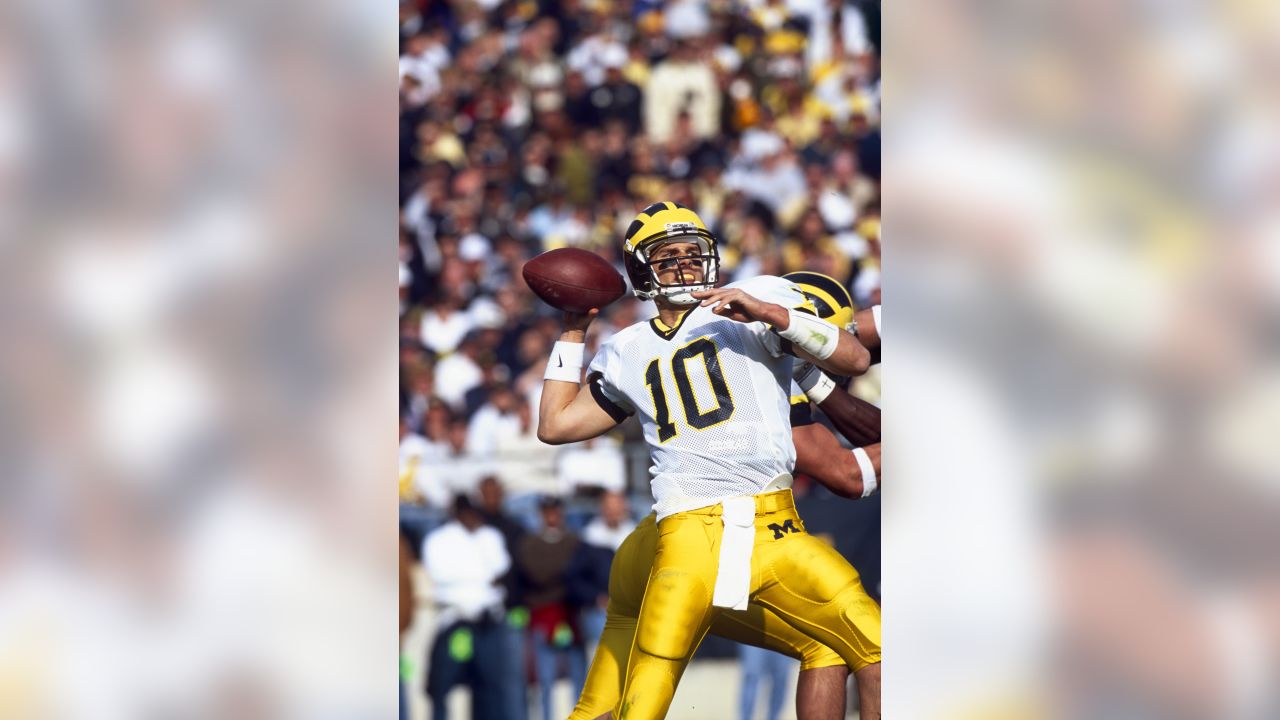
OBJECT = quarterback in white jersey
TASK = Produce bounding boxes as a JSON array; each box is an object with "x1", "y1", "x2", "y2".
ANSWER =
[
  {"x1": 537, "y1": 202, "x2": 880, "y2": 720},
  {"x1": 587, "y1": 273, "x2": 814, "y2": 520}
]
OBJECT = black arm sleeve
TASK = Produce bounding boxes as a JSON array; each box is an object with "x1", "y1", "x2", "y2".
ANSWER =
[
  {"x1": 789, "y1": 398, "x2": 814, "y2": 427},
  {"x1": 587, "y1": 372, "x2": 632, "y2": 424}
]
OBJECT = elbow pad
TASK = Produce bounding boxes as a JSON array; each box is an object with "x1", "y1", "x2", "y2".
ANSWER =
[{"x1": 776, "y1": 308, "x2": 840, "y2": 360}]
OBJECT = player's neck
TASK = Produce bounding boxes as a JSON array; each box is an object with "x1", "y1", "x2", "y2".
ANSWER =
[{"x1": 654, "y1": 299, "x2": 693, "y2": 329}]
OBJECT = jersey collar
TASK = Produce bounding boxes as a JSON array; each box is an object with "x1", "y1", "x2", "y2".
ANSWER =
[{"x1": 648, "y1": 307, "x2": 694, "y2": 340}]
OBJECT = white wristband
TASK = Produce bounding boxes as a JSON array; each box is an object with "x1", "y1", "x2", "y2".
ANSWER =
[
  {"x1": 776, "y1": 308, "x2": 840, "y2": 360},
  {"x1": 794, "y1": 363, "x2": 836, "y2": 404},
  {"x1": 853, "y1": 447, "x2": 877, "y2": 497},
  {"x1": 544, "y1": 341, "x2": 585, "y2": 383},
  {"x1": 871, "y1": 305, "x2": 882, "y2": 336}
]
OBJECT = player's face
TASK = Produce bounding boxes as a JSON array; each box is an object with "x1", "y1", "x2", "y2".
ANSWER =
[{"x1": 650, "y1": 241, "x2": 705, "y2": 286}]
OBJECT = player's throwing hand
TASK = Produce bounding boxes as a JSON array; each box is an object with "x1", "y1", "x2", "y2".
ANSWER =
[
  {"x1": 561, "y1": 308, "x2": 600, "y2": 340},
  {"x1": 692, "y1": 287, "x2": 789, "y2": 327}
]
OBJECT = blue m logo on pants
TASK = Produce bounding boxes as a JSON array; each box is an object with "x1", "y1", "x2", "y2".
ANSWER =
[{"x1": 766, "y1": 519, "x2": 799, "y2": 540}]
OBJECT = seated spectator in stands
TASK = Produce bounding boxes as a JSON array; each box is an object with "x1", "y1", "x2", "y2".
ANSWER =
[
  {"x1": 419, "y1": 417, "x2": 494, "y2": 509},
  {"x1": 781, "y1": 206, "x2": 852, "y2": 282},
  {"x1": 466, "y1": 385, "x2": 524, "y2": 456},
  {"x1": 421, "y1": 293, "x2": 474, "y2": 359},
  {"x1": 399, "y1": 414, "x2": 437, "y2": 503},
  {"x1": 593, "y1": 46, "x2": 642, "y2": 134},
  {"x1": 644, "y1": 37, "x2": 720, "y2": 142},
  {"x1": 433, "y1": 330, "x2": 485, "y2": 413},
  {"x1": 556, "y1": 437, "x2": 627, "y2": 494},
  {"x1": 581, "y1": 490, "x2": 635, "y2": 552},
  {"x1": 494, "y1": 390, "x2": 558, "y2": 495}
]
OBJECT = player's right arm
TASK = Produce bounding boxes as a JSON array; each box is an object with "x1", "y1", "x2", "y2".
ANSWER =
[{"x1": 537, "y1": 310, "x2": 629, "y2": 445}]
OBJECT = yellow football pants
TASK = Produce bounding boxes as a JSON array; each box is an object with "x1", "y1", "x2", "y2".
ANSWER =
[
  {"x1": 568, "y1": 513, "x2": 846, "y2": 720},
  {"x1": 613, "y1": 490, "x2": 880, "y2": 720}
]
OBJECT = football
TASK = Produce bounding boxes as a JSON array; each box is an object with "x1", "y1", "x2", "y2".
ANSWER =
[{"x1": 522, "y1": 247, "x2": 627, "y2": 313}]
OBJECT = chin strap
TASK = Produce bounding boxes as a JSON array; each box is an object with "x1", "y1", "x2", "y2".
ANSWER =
[{"x1": 664, "y1": 291, "x2": 701, "y2": 305}]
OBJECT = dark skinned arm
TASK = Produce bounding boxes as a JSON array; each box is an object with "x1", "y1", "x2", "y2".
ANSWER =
[
  {"x1": 813, "y1": 383, "x2": 881, "y2": 446},
  {"x1": 793, "y1": 422, "x2": 882, "y2": 498}
]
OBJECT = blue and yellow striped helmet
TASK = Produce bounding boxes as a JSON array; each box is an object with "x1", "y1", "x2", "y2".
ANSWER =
[
  {"x1": 623, "y1": 201, "x2": 720, "y2": 303},
  {"x1": 782, "y1": 271, "x2": 855, "y2": 330}
]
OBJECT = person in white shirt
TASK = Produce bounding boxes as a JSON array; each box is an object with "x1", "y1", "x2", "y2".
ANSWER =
[
  {"x1": 556, "y1": 438, "x2": 627, "y2": 494},
  {"x1": 465, "y1": 385, "x2": 525, "y2": 456},
  {"x1": 399, "y1": 414, "x2": 444, "y2": 503},
  {"x1": 581, "y1": 491, "x2": 636, "y2": 552},
  {"x1": 432, "y1": 333, "x2": 484, "y2": 412},
  {"x1": 422, "y1": 495, "x2": 512, "y2": 720},
  {"x1": 435, "y1": 418, "x2": 496, "y2": 502},
  {"x1": 421, "y1": 299, "x2": 475, "y2": 357},
  {"x1": 643, "y1": 40, "x2": 720, "y2": 143}
]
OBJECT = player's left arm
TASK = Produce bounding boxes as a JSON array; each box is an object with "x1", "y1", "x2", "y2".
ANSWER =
[
  {"x1": 793, "y1": 422, "x2": 881, "y2": 499},
  {"x1": 692, "y1": 286, "x2": 870, "y2": 377},
  {"x1": 794, "y1": 364, "x2": 881, "y2": 446},
  {"x1": 852, "y1": 305, "x2": 881, "y2": 349}
]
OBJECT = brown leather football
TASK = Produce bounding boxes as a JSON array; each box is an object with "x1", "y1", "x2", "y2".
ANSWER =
[{"x1": 522, "y1": 247, "x2": 627, "y2": 313}]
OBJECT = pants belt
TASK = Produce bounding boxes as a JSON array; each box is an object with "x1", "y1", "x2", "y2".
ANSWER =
[{"x1": 685, "y1": 488, "x2": 795, "y2": 518}]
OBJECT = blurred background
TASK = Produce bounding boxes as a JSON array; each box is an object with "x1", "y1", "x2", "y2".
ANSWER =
[
  {"x1": 0, "y1": 0, "x2": 397, "y2": 718},
  {"x1": 2, "y1": 0, "x2": 1276, "y2": 718},
  {"x1": 397, "y1": 0, "x2": 882, "y2": 717},
  {"x1": 884, "y1": 0, "x2": 1280, "y2": 718}
]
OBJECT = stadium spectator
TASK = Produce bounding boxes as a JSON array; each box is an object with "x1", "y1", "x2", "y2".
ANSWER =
[
  {"x1": 433, "y1": 330, "x2": 485, "y2": 411},
  {"x1": 644, "y1": 39, "x2": 720, "y2": 142},
  {"x1": 466, "y1": 385, "x2": 524, "y2": 456},
  {"x1": 492, "y1": 390, "x2": 559, "y2": 494},
  {"x1": 422, "y1": 495, "x2": 511, "y2": 720},
  {"x1": 476, "y1": 476, "x2": 532, "y2": 720},
  {"x1": 581, "y1": 490, "x2": 636, "y2": 552},
  {"x1": 556, "y1": 437, "x2": 627, "y2": 494},
  {"x1": 566, "y1": 531, "x2": 614, "y2": 661},
  {"x1": 515, "y1": 496, "x2": 587, "y2": 720},
  {"x1": 419, "y1": 416, "x2": 493, "y2": 509},
  {"x1": 399, "y1": 414, "x2": 436, "y2": 503}
]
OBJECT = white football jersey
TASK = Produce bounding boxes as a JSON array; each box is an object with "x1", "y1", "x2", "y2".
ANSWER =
[{"x1": 588, "y1": 275, "x2": 814, "y2": 519}]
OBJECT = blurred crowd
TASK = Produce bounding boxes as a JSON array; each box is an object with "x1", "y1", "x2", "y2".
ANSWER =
[
  {"x1": 399, "y1": 0, "x2": 881, "y2": 716},
  {"x1": 398, "y1": 0, "x2": 882, "y2": 504}
]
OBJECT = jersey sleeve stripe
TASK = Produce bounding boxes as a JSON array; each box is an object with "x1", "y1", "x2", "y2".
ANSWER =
[{"x1": 590, "y1": 378, "x2": 633, "y2": 423}]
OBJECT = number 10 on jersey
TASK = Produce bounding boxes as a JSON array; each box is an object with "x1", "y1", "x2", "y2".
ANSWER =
[{"x1": 643, "y1": 337, "x2": 736, "y2": 442}]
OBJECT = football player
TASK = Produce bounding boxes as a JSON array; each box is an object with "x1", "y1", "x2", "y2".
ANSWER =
[
  {"x1": 537, "y1": 203, "x2": 880, "y2": 719},
  {"x1": 568, "y1": 271, "x2": 882, "y2": 720}
]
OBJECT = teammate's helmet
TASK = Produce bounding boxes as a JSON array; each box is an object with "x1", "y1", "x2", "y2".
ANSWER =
[
  {"x1": 783, "y1": 271, "x2": 856, "y2": 331},
  {"x1": 623, "y1": 201, "x2": 719, "y2": 305}
]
